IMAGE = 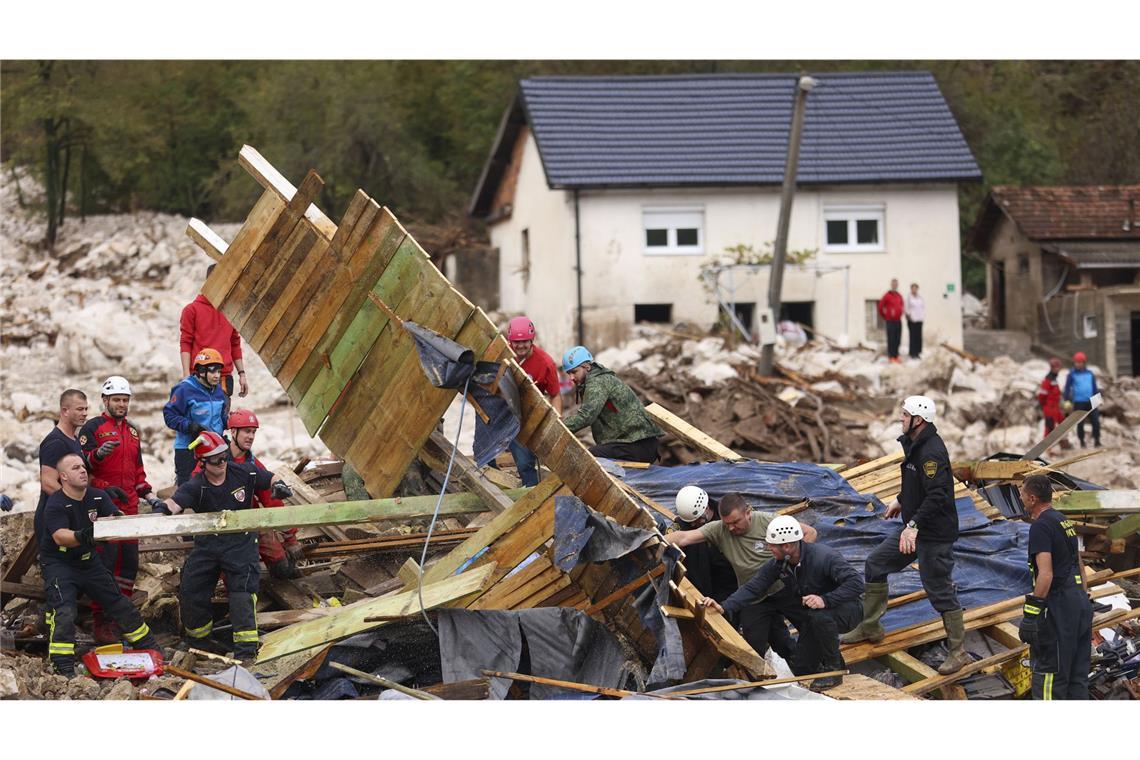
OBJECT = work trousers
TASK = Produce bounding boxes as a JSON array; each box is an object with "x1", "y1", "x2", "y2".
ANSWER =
[
  {"x1": 682, "y1": 541, "x2": 738, "y2": 604},
  {"x1": 42, "y1": 555, "x2": 154, "y2": 673},
  {"x1": 737, "y1": 584, "x2": 799, "y2": 660},
  {"x1": 90, "y1": 539, "x2": 140, "y2": 628},
  {"x1": 508, "y1": 439, "x2": 540, "y2": 487},
  {"x1": 257, "y1": 529, "x2": 299, "y2": 566},
  {"x1": 907, "y1": 319, "x2": 923, "y2": 358},
  {"x1": 1030, "y1": 584, "x2": 1092, "y2": 700},
  {"x1": 885, "y1": 320, "x2": 902, "y2": 359},
  {"x1": 180, "y1": 533, "x2": 261, "y2": 658},
  {"x1": 174, "y1": 448, "x2": 196, "y2": 486},
  {"x1": 1072, "y1": 401, "x2": 1101, "y2": 446},
  {"x1": 769, "y1": 595, "x2": 863, "y2": 676},
  {"x1": 589, "y1": 436, "x2": 660, "y2": 464},
  {"x1": 865, "y1": 529, "x2": 960, "y2": 613}
]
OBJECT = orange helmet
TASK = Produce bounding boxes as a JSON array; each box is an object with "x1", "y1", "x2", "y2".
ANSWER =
[
  {"x1": 1072, "y1": 351, "x2": 1087, "y2": 364},
  {"x1": 189, "y1": 430, "x2": 229, "y2": 460},
  {"x1": 192, "y1": 348, "x2": 224, "y2": 371},
  {"x1": 228, "y1": 409, "x2": 259, "y2": 430}
]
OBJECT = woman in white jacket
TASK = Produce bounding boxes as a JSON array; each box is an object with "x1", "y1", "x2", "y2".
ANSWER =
[{"x1": 906, "y1": 283, "x2": 925, "y2": 359}]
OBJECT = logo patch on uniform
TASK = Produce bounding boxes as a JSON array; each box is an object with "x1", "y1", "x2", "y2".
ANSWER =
[
  {"x1": 79, "y1": 434, "x2": 89, "y2": 445},
  {"x1": 129, "y1": 426, "x2": 139, "y2": 438},
  {"x1": 231, "y1": 488, "x2": 246, "y2": 503},
  {"x1": 88, "y1": 510, "x2": 98, "y2": 522},
  {"x1": 923, "y1": 460, "x2": 938, "y2": 478}
]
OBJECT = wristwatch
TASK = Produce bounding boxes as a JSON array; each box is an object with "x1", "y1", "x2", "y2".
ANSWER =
[{"x1": 906, "y1": 520, "x2": 918, "y2": 531}]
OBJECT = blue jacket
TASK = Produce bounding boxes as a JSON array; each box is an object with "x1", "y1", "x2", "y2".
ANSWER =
[
  {"x1": 163, "y1": 376, "x2": 227, "y2": 449},
  {"x1": 1063, "y1": 368, "x2": 1098, "y2": 403}
]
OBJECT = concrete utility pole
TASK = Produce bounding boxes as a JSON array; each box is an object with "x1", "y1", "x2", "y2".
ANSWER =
[{"x1": 759, "y1": 75, "x2": 817, "y2": 376}]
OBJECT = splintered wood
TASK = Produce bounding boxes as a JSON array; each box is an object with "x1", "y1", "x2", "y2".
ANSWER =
[{"x1": 190, "y1": 146, "x2": 769, "y2": 680}]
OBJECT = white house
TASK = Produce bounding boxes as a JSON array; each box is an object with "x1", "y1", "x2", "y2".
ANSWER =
[{"x1": 469, "y1": 72, "x2": 982, "y2": 356}]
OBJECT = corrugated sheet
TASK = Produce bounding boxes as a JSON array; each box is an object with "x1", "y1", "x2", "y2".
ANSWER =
[{"x1": 518, "y1": 72, "x2": 981, "y2": 187}]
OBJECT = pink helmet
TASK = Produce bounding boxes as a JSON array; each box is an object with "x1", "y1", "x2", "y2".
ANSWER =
[{"x1": 507, "y1": 316, "x2": 536, "y2": 342}]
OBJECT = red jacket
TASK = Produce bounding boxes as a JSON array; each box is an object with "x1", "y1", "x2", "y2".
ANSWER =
[
  {"x1": 1037, "y1": 373, "x2": 1064, "y2": 424},
  {"x1": 877, "y1": 290, "x2": 905, "y2": 322},
  {"x1": 520, "y1": 345, "x2": 560, "y2": 399},
  {"x1": 79, "y1": 413, "x2": 151, "y2": 515},
  {"x1": 180, "y1": 295, "x2": 242, "y2": 375}
]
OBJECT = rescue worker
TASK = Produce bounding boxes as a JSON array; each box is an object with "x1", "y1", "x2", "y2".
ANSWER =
[
  {"x1": 1036, "y1": 358, "x2": 1065, "y2": 437},
  {"x1": 505, "y1": 316, "x2": 562, "y2": 486},
  {"x1": 180, "y1": 264, "x2": 248, "y2": 398},
  {"x1": 668, "y1": 486, "x2": 737, "y2": 603},
  {"x1": 560, "y1": 345, "x2": 663, "y2": 464},
  {"x1": 78, "y1": 376, "x2": 166, "y2": 643},
  {"x1": 841, "y1": 395, "x2": 971, "y2": 674},
  {"x1": 667, "y1": 492, "x2": 817, "y2": 660},
  {"x1": 219, "y1": 409, "x2": 300, "y2": 580},
  {"x1": 37, "y1": 389, "x2": 89, "y2": 514},
  {"x1": 156, "y1": 431, "x2": 287, "y2": 662},
  {"x1": 1063, "y1": 352, "x2": 1100, "y2": 448},
  {"x1": 38, "y1": 453, "x2": 159, "y2": 677},
  {"x1": 700, "y1": 515, "x2": 864, "y2": 691},
  {"x1": 163, "y1": 347, "x2": 228, "y2": 485},
  {"x1": 1018, "y1": 474, "x2": 1092, "y2": 700}
]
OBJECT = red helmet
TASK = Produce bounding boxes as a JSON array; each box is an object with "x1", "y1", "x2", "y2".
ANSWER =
[
  {"x1": 228, "y1": 409, "x2": 259, "y2": 430},
  {"x1": 507, "y1": 316, "x2": 536, "y2": 342},
  {"x1": 1072, "y1": 351, "x2": 1087, "y2": 363},
  {"x1": 1049, "y1": 357, "x2": 1062, "y2": 371},
  {"x1": 192, "y1": 347, "x2": 224, "y2": 371},
  {"x1": 189, "y1": 431, "x2": 228, "y2": 460}
]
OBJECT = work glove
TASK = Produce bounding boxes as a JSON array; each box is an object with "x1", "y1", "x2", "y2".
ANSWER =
[
  {"x1": 0, "y1": 494, "x2": 13, "y2": 512},
  {"x1": 104, "y1": 486, "x2": 129, "y2": 504},
  {"x1": 144, "y1": 495, "x2": 171, "y2": 515},
  {"x1": 1018, "y1": 594, "x2": 1047, "y2": 648},
  {"x1": 269, "y1": 556, "x2": 303, "y2": 580},
  {"x1": 187, "y1": 422, "x2": 205, "y2": 438},
  {"x1": 1062, "y1": 400, "x2": 1073, "y2": 413},
  {"x1": 286, "y1": 542, "x2": 306, "y2": 563},
  {"x1": 94, "y1": 439, "x2": 121, "y2": 461},
  {"x1": 73, "y1": 526, "x2": 96, "y2": 550},
  {"x1": 271, "y1": 481, "x2": 293, "y2": 500}
]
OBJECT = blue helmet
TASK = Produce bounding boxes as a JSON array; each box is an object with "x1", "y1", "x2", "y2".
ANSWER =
[{"x1": 562, "y1": 345, "x2": 593, "y2": 372}]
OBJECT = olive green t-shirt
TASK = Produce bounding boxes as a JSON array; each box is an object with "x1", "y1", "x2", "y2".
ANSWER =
[{"x1": 698, "y1": 510, "x2": 777, "y2": 586}]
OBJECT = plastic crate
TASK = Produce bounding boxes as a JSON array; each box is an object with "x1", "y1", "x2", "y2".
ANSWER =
[{"x1": 1001, "y1": 656, "x2": 1031, "y2": 698}]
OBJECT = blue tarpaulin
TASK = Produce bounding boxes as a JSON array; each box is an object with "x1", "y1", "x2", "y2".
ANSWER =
[{"x1": 621, "y1": 460, "x2": 1032, "y2": 632}]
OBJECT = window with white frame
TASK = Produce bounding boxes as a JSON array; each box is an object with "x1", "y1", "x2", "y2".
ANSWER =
[
  {"x1": 824, "y1": 205, "x2": 885, "y2": 252},
  {"x1": 643, "y1": 208, "x2": 704, "y2": 254}
]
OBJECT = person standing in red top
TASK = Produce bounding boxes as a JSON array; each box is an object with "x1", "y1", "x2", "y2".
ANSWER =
[
  {"x1": 877, "y1": 278, "x2": 905, "y2": 364},
  {"x1": 1037, "y1": 358, "x2": 1066, "y2": 437},
  {"x1": 505, "y1": 316, "x2": 562, "y2": 486},
  {"x1": 78, "y1": 376, "x2": 166, "y2": 643},
  {"x1": 180, "y1": 264, "x2": 248, "y2": 398}
]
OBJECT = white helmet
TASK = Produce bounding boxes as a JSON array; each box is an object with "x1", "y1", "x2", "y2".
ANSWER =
[
  {"x1": 674, "y1": 486, "x2": 709, "y2": 522},
  {"x1": 766, "y1": 515, "x2": 804, "y2": 545},
  {"x1": 101, "y1": 376, "x2": 132, "y2": 396},
  {"x1": 902, "y1": 395, "x2": 936, "y2": 423}
]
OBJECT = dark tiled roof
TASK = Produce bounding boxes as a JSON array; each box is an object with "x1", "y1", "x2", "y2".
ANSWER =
[
  {"x1": 1042, "y1": 241, "x2": 1140, "y2": 268},
  {"x1": 519, "y1": 72, "x2": 979, "y2": 189},
  {"x1": 990, "y1": 185, "x2": 1140, "y2": 240}
]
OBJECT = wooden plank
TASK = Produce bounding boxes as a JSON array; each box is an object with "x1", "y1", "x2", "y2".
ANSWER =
[
  {"x1": 1053, "y1": 490, "x2": 1140, "y2": 515},
  {"x1": 165, "y1": 665, "x2": 266, "y2": 700},
  {"x1": 1107, "y1": 511, "x2": 1140, "y2": 540},
  {"x1": 421, "y1": 476, "x2": 564, "y2": 586},
  {"x1": 93, "y1": 489, "x2": 529, "y2": 541},
  {"x1": 951, "y1": 460, "x2": 1034, "y2": 481},
  {"x1": 981, "y1": 622, "x2": 1023, "y2": 650},
  {"x1": 480, "y1": 669, "x2": 643, "y2": 699},
  {"x1": 242, "y1": 228, "x2": 321, "y2": 349},
  {"x1": 200, "y1": 188, "x2": 286, "y2": 308},
  {"x1": 645, "y1": 402, "x2": 745, "y2": 462},
  {"x1": 904, "y1": 645, "x2": 1028, "y2": 696},
  {"x1": 238, "y1": 144, "x2": 337, "y2": 241},
  {"x1": 672, "y1": 576, "x2": 774, "y2": 678},
  {"x1": 839, "y1": 452, "x2": 903, "y2": 481},
  {"x1": 329, "y1": 662, "x2": 441, "y2": 700},
  {"x1": 822, "y1": 673, "x2": 920, "y2": 701},
  {"x1": 256, "y1": 564, "x2": 495, "y2": 662},
  {"x1": 584, "y1": 566, "x2": 664, "y2": 615},
  {"x1": 422, "y1": 430, "x2": 514, "y2": 513},
  {"x1": 186, "y1": 218, "x2": 228, "y2": 261},
  {"x1": 1024, "y1": 393, "x2": 1102, "y2": 459},
  {"x1": 267, "y1": 645, "x2": 331, "y2": 700},
  {"x1": 877, "y1": 651, "x2": 938, "y2": 683},
  {"x1": 666, "y1": 669, "x2": 849, "y2": 697},
  {"x1": 420, "y1": 678, "x2": 490, "y2": 700}
]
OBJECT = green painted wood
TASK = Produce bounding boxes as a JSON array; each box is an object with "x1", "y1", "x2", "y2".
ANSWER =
[
  {"x1": 256, "y1": 564, "x2": 495, "y2": 662},
  {"x1": 1106, "y1": 511, "x2": 1140, "y2": 540},
  {"x1": 92, "y1": 488, "x2": 530, "y2": 542},
  {"x1": 1054, "y1": 490, "x2": 1140, "y2": 514}
]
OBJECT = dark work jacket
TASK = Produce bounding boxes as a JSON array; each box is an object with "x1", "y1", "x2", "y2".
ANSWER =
[
  {"x1": 898, "y1": 422, "x2": 957, "y2": 543},
  {"x1": 721, "y1": 542, "x2": 863, "y2": 615}
]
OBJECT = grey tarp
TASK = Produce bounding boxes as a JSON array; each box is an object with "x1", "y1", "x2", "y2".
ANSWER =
[
  {"x1": 633, "y1": 544, "x2": 687, "y2": 687},
  {"x1": 436, "y1": 607, "x2": 630, "y2": 699}
]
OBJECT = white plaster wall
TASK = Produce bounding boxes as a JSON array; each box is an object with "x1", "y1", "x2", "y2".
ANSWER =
[{"x1": 490, "y1": 132, "x2": 965, "y2": 356}]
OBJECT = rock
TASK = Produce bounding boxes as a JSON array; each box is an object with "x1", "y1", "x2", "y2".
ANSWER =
[
  {"x1": 65, "y1": 675, "x2": 104, "y2": 700},
  {"x1": 0, "y1": 668, "x2": 18, "y2": 698},
  {"x1": 104, "y1": 679, "x2": 137, "y2": 700},
  {"x1": 686, "y1": 361, "x2": 737, "y2": 386}
]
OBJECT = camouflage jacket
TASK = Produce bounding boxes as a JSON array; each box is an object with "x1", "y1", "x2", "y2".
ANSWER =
[{"x1": 562, "y1": 363, "x2": 663, "y2": 444}]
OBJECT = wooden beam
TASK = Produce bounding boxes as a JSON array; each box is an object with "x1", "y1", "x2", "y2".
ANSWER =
[
  {"x1": 645, "y1": 402, "x2": 745, "y2": 462},
  {"x1": 1024, "y1": 393, "x2": 1102, "y2": 460},
  {"x1": 981, "y1": 622, "x2": 1023, "y2": 650},
  {"x1": 877, "y1": 651, "x2": 938, "y2": 684},
  {"x1": 256, "y1": 564, "x2": 496, "y2": 662},
  {"x1": 93, "y1": 489, "x2": 529, "y2": 541},
  {"x1": 661, "y1": 605, "x2": 696, "y2": 620},
  {"x1": 1107, "y1": 511, "x2": 1140, "y2": 540},
  {"x1": 1053, "y1": 490, "x2": 1140, "y2": 515},
  {"x1": 328, "y1": 662, "x2": 441, "y2": 700},
  {"x1": 186, "y1": 218, "x2": 229, "y2": 262},
  {"x1": 422, "y1": 430, "x2": 514, "y2": 514},
  {"x1": 904, "y1": 645, "x2": 1028, "y2": 696},
  {"x1": 481, "y1": 669, "x2": 644, "y2": 699},
  {"x1": 951, "y1": 460, "x2": 1034, "y2": 481},
  {"x1": 238, "y1": 145, "x2": 337, "y2": 242},
  {"x1": 665, "y1": 669, "x2": 848, "y2": 697},
  {"x1": 165, "y1": 664, "x2": 266, "y2": 700},
  {"x1": 839, "y1": 451, "x2": 904, "y2": 481},
  {"x1": 583, "y1": 565, "x2": 664, "y2": 615},
  {"x1": 267, "y1": 645, "x2": 331, "y2": 700}
]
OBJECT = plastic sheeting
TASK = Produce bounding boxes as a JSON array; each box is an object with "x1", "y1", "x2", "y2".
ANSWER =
[
  {"x1": 620, "y1": 461, "x2": 1033, "y2": 633},
  {"x1": 436, "y1": 607, "x2": 631, "y2": 699}
]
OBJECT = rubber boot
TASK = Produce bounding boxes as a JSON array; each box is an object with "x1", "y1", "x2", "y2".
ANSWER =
[
  {"x1": 50, "y1": 656, "x2": 77, "y2": 678},
  {"x1": 840, "y1": 581, "x2": 888, "y2": 644},
  {"x1": 937, "y1": 608, "x2": 972, "y2": 674}
]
